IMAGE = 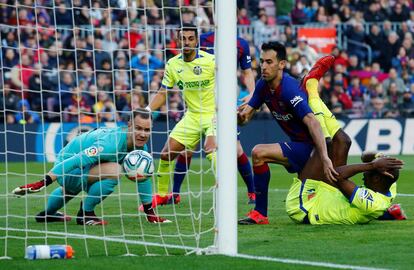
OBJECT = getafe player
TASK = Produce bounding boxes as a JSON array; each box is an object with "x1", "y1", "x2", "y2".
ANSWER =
[
  {"x1": 237, "y1": 41, "x2": 338, "y2": 225},
  {"x1": 144, "y1": 24, "x2": 217, "y2": 206},
  {"x1": 169, "y1": 31, "x2": 256, "y2": 206},
  {"x1": 286, "y1": 151, "x2": 405, "y2": 225},
  {"x1": 13, "y1": 109, "x2": 170, "y2": 224}
]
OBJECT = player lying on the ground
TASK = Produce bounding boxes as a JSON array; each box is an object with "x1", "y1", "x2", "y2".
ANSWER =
[
  {"x1": 143, "y1": 24, "x2": 217, "y2": 209},
  {"x1": 162, "y1": 31, "x2": 256, "y2": 207},
  {"x1": 237, "y1": 41, "x2": 338, "y2": 225},
  {"x1": 286, "y1": 151, "x2": 406, "y2": 224},
  {"x1": 12, "y1": 109, "x2": 170, "y2": 225}
]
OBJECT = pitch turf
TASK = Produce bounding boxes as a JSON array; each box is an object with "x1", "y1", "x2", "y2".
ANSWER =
[{"x1": 0, "y1": 156, "x2": 413, "y2": 270}]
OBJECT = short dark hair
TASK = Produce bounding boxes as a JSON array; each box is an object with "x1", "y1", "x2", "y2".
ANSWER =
[
  {"x1": 178, "y1": 23, "x2": 198, "y2": 37},
  {"x1": 261, "y1": 41, "x2": 287, "y2": 61},
  {"x1": 129, "y1": 108, "x2": 151, "y2": 122}
]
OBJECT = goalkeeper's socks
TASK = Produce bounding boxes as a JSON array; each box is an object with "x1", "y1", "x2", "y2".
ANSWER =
[
  {"x1": 237, "y1": 153, "x2": 254, "y2": 193},
  {"x1": 253, "y1": 163, "x2": 270, "y2": 217},
  {"x1": 83, "y1": 179, "x2": 118, "y2": 212},
  {"x1": 157, "y1": 159, "x2": 174, "y2": 196},
  {"x1": 173, "y1": 154, "x2": 192, "y2": 194},
  {"x1": 137, "y1": 178, "x2": 152, "y2": 205}
]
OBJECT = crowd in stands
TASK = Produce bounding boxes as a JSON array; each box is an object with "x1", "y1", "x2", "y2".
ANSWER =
[{"x1": 1, "y1": 0, "x2": 414, "y2": 125}]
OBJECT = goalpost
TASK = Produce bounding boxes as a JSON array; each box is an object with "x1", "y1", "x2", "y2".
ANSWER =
[{"x1": 0, "y1": 0, "x2": 237, "y2": 258}]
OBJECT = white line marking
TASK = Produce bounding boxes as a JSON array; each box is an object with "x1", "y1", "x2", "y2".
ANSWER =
[{"x1": 234, "y1": 253, "x2": 390, "y2": 270}]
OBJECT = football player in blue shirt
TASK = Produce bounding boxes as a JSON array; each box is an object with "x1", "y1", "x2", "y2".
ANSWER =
[
  {"x1": 237, "y1": 41, "x2": 338, "y2": 224},
  {"x1": 13, "y1": 109, "x2": 170, "y2": 225}
]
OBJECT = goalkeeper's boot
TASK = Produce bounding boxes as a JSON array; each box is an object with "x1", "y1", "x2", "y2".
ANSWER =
[
  {"x1": 238, "y1": 210, "x2": 269, "y2": 225},
  {"x1": 387, "y1": 204, "x2": 407, "y2": 220},
  {"x1": 145, "y1": 207, "x2": 172, "y2": 224},
  {"x1": 167, "y1": 193, "x2": 181, "y2": 205},
  {"x1": 76, "y1": 203, "x2": 108, "y2": 226},
  {"x1": 247, "y1": 192, "x2": 256, "y2": 205},
  {"x1": 301, "y1": 55, "x2": 336, "y2": 88},
  {"x1": 35, "y1": 211, "x2": 72, "y2": 223},
  {"x1": 12, "y1": 180, "x2": 46, "y2": 196}
]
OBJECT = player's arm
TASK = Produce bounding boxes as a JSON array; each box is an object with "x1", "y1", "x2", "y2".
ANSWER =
[
  {"x1": 147, "y1": 86, "x2": 167, "y2": 112},
  {"x1": 241, "y1": 68, "x2": 256, "y2": 102},
  {"x1": 334, "y1": 157, "x2": 404, "y2": 199},
  {"x1": 238, "y1": 80, "x2": 264, "y2": 125},
  {"x1": 147, "y1": 61, "x2": 174, "y2": 112}
]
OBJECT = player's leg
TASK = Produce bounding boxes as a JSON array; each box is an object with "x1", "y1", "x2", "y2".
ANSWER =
[
  {"x1": 237, "y1": 140, "x2": 255, "y2": 204},
  {"x1": 239, "y1": 142, "x2": 313, "y2": 225},
  {"x1": 239, "y1": 143, "x2": 288, "y2": 225},
  {"x1": 35, "y1": 187, "x2": 75, "y2": 223},
  {"x1": 35, "y1": 166, "x2": 88, "y2": 223},
  {"x1": 331, "y1": 129, "x2": 352, "y2": 166},
  {"x1": 171, "y1": 150, "x2": 193, "y2": 203},
  {"x1": 76, "y1": 163, "x2": 120, "y2": 225},
  {"x1": 157, "y1": 137, "x2": 186, "y2": 199}
]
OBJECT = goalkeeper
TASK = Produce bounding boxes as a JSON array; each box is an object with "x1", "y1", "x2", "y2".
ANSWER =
[
  {"x1": 12, "y1": 109, "x2": 170, "y2": 225},
  {"x1": 286, "y1": 151, "x2": 405, "y2": 225},
  {"x1": 144, "y1": 24, "x2": 217, "y2": 206}
]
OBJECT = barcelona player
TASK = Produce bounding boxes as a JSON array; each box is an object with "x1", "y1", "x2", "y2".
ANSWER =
[{"x1": 237, "y1": 41, "x2": 338, "y2": 224}]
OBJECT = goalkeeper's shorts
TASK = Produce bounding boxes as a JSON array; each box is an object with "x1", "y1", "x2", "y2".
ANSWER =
[{"x1": 170, "y1": 112, "x2": 216, "y2": 149}]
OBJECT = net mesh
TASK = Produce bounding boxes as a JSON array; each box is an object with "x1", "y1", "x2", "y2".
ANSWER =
[{"x1": 0, "y1": 0, "x2": 218, "y2": 258}]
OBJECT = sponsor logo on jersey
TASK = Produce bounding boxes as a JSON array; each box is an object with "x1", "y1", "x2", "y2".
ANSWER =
[
  {"x1": 290, "y1": 95, "x2": 304, "y2": 107},
  {"x1": 246, "y1": 55, "x2": 251, "y2": 63},
  {"x1": 177, "y1": 79, "x2": 211, "y2": 90},
  {"x1": 271, "y1": 111, "x2": 293, "y2": 121},
  {"x1": 193, "y1": 66, "x2": 202, "y2": 75}
]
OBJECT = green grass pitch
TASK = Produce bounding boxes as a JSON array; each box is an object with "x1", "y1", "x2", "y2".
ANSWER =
[{"x1": 0, "y1": 156, "x2": 413, "y2": 270}]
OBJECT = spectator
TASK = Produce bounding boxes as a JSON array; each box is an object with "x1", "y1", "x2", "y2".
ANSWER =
[
  {"x1": 347, "y1": 76, "x2": 366, "y2": 102},
  {"x1": 332, "y1": 81, "x2": 353, "y2": 111},
  {"x1": 238, "y1": 8, "x2": 251, "y2": 25},
  {"x1": 390, "y1": 3, "x2": 410, "y2": 22},
  {"x1": 366, "y1": 97, "x2": 387, "y2": 118},
  {"x1": 10, "y1": 54, "x2": 33, "y2": 93},
  {"x1": 364, "y1": 2, "x2": 386, "y2": 22},
  {"x1": 399, "y1": 89, "x2": 414, "y2": 117},
  {"x1": 366, "y1": 24, "x2": 385, "y2": 63},
  {"x1": 382, "y1": 68, "x2": 406, "y2": 94},
  {"x1": 381, "y1": 32, "x2": 401, "y2": 71},
  {"x1": 130, "y1": 53, "x2": 164, "y2": 85},
  {"x1": 15, "y1": 99, "x2": 40, "y2": 124},
  {"x1": 292, "y1": 38, "x2": 319, "y2": 65},
  {"x1": 54, "y1": 3, "x2": 74, "y2": 26},
  {"x1": 291, "y1": 1, "x2": 308, "y2": 25},
  {"x1": 346, "y1": 23, "x2": 366, "y2": 61}
]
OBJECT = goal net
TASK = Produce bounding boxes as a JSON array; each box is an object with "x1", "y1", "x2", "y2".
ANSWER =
[{"x1": 0, "y1": 0, "x2": 236, "y2": 258}]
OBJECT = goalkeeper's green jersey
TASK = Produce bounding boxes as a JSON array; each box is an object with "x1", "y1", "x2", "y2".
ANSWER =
[
  {"x1": 161, "y1": 50, "x2": 215, "y2": 114},
  {"x1": 286, "y1": 178, "x2": 396, "y2": 225},
  {"x1": 51, "y1": 127, "x2": 146, "y2": 176}
]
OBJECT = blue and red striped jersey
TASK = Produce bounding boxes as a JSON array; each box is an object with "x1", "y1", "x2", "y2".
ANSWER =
[
  {"x1": 199, "y1": 31, "x2": 252, "y2": 70},
  {"x1": 248, "y1": 72, "x2": 313, "y2": 143}
]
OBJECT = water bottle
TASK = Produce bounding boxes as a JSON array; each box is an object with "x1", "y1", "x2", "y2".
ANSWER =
[{"x1": 25, "y1": 245, "x2": 73, "y2": 260}]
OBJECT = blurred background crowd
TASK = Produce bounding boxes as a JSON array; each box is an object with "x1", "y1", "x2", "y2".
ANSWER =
[{"x1": 1, "y1": 0, "x2": 414, "y2": 125}]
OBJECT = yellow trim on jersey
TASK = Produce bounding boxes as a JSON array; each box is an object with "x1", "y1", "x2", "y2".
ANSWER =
[{"x1": 161, "y1": 50, "x2": 216, "y2": 114}]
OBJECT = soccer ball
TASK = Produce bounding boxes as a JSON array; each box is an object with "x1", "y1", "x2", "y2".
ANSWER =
[{"x1": 123, "y1": 150, "x2": 154, "y2": 181}]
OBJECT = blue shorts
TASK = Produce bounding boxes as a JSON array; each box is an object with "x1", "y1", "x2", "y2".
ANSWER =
[
  {"x1": 237, "y1": 126, "x2": 241, "y2": 141},
  {"x1": 56, "y1": 166, "x2": 91, "y2": 195},
  {"x1": 280, "y1": 142, "x2": 313, "y2": 173}
]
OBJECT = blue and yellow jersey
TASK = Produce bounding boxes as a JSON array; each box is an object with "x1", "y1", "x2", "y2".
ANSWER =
[
  {"x1": 286, "y1": 178, "x2": 395, "y2": 225},
  {"x1": 161, "y1": 50, "x2": 215, "y2": 114},
  {"x1": 51, "y1": 127, "x2": 147, "y2": 176}
]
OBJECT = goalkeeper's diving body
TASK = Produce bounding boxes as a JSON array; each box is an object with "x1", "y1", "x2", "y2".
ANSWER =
[
  {"x1": 12, "y1": 109, "x2": 170, "y2": 225},
  {"x1": 144, "y1": 24, "x2": 217, "y2": 206},
  {"x1": 286, "y1": 151, "x2": 405, "y2": 225}
]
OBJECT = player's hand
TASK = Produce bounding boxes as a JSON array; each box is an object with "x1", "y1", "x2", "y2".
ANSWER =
[
  {"x1": 322, "y1": 157, "x2": 339, "y2": 183},
  {"x1": 372, "y1": 157, "x2": 404, "y2": 178},
  {"x1": 240, "y1": 94, "x2": 253, "y2": 104}
]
